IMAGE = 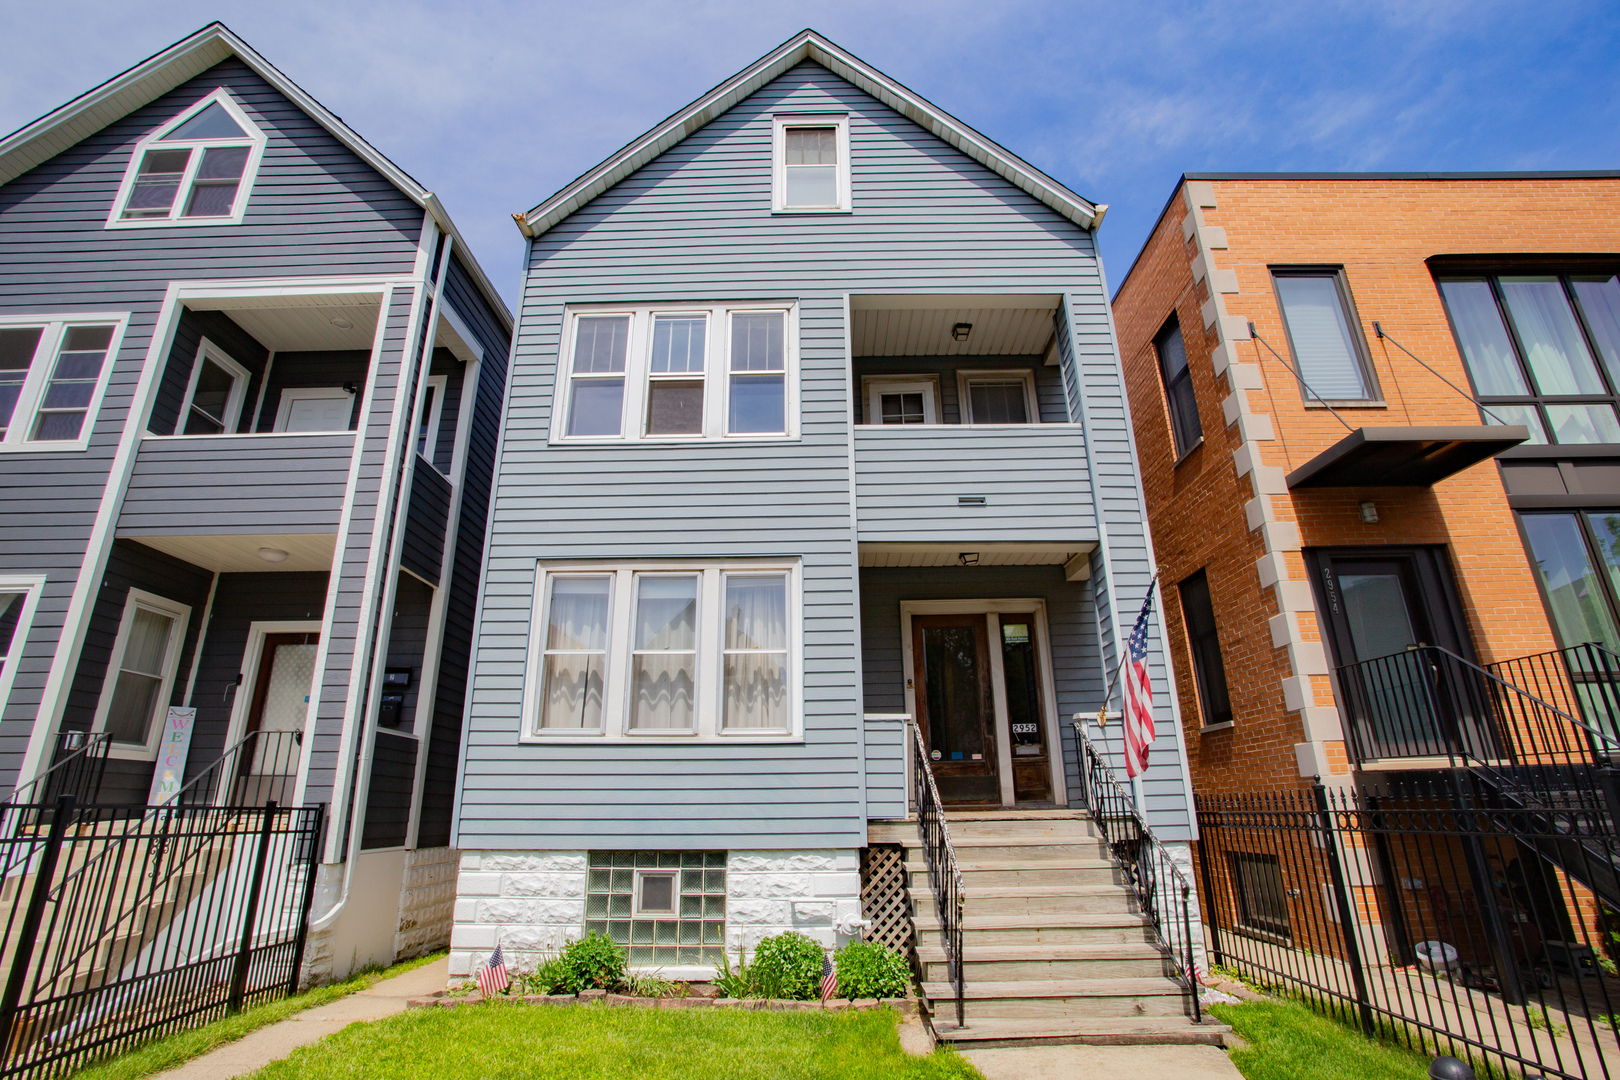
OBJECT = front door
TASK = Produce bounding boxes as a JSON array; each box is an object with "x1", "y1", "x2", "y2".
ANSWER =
[
  {"x1": 233, "y1": 632, "x2": 317, "y2": 804},
  {"x1": 912, "y1": 614, "x2": 999, "y2": 805},
  {"x1": 999, "y1": 615, "x2": 1053, "y2": 802}
]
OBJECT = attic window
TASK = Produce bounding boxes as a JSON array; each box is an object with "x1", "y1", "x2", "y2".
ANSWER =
[
  {"x1": 107, "y1": 90, "x2": 267, "y2": 229},
  {"x1": 772, "y1": 115, "x2": 850, "y2": 213}
]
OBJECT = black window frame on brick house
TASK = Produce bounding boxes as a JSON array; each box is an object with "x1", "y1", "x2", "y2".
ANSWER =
[
  {"x1": 1178, "y1": 568, "x2": 1233, "y2": 728},
  {"x1": 1270, "y1": 266, "x2": 1382, "y2": 406},
  {"x1": 1154, "y1": 315, "x2": 1201, "y2": 458}
]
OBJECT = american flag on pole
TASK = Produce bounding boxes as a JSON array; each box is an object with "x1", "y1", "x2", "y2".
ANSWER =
[
  {"x1": 1122, "y1": 588, "x2": 1157, "y2": 779},
  {"x1": 820, "y1": 953, "x2": 838, "y2": 1005},
  {"x1": 476, "y1": 942, "x2": 511, "y2": 999}
]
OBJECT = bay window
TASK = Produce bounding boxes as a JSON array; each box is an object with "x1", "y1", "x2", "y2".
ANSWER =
[
  {"x1": 526, "y1": 561, "x2": 800, "y2": 740},
  {"x1": 554, "y1": 304, "x2": 797, "y2": 441}
]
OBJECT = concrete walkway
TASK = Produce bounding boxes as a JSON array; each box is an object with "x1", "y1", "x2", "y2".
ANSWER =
[
  {"x1": 961, "y1": 1044, "x2": 1244, "y2": 1080},
  {"x1": 151, "y1": 958, "x2": 449, "y2": 1080}
]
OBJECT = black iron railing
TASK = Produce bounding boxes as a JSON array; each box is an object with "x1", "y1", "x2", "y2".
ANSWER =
[
  {"x1": 4, "y1": 732, "x2": 110, "y2": 809},
  {"x1": 907, "y1": 719, "x2": 965, "y2": 1028},
  {"x1": 1489, "y1": 641, "x2": 1620, "y2": 751},
  {"x1": 167, "y1": 729, "x2": 303, "y2": 809},
  {"x1": 1198, "y1": 779, "x2": 1620, "y2": 1080},
  {"x1": 0, "y1": 796, "x2": 323, "y2": 1079},
  {"x1": 1073, "y1": 722, "x2": 1202, "y2": 1022}
]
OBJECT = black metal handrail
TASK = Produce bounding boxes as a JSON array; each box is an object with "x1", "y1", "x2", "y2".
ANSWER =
[
  {"x1": 165, "y1": 729, "x2": 303, "y2": 809},
  {"x1": 1488, "y1": 641, "x2": 1620, "y2": 753},
  {"x1": 4, "y1": 732, "x2": 110, "y2": 808},
  {"x1": 907, "y1": 718, "x2": 965, "y2": 1029},
  {"x1": 1072, "y1": 721, "x2": 1202, "y2": 1022}
]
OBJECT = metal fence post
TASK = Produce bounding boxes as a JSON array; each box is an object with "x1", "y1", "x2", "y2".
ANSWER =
[
  {"x1": 228, "y1": 801, "x2": 278, "y2": 1014},
  {"x1": 1195, "y1": 832, "x2": 1225, "y2": 969},
  {"x1": 285, "y1": 805, "x2": 326, "y2": 997},
  {"x1": 1313, "y1": 783, "x2": 1377, "y2": 1037},
  {"x1": 0, "y1": 795, "x2": 73, "y2": 1056}
]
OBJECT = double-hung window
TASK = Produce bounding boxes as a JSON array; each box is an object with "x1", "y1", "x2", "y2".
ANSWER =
[
  {"x1": 0, "y1": 316, "x2": 126, "y2": 450},
  {"x1": 772, "y1": 115, "x2": 851, "y2": 213},
  {"x1": 527, "y1": 561, "x2": 800, "y2": 740},
  {"x1": 554, "y1": 305, "x2": 798, "y2": 441},
  {"x1": 0, "y1": 579, "x2": 44, "y2": 725},
  {"x1": 958, "y1": 370, "x2": 1038, "y2": 425},
  {"x1": 1155, "y1": 316, "x2": 1202, "y2": 456},
  {"x1": 108, "y1": 90, "x2": 267, "y2": 228},
  {"x1": 179, "y1": 339, "x2": 250, "y2": 435},
  {"x1": 93, "y1": 589, "x2": 191, "y2": 759},
  {"x1": 1271, "y1": 268, "x2": 1380, "y2": 404},
  {"x1": 1439, "y1": 273, "x2": 1620, "y2": 445}
]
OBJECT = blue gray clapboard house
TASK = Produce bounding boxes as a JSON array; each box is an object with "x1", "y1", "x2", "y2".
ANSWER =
[
  {"x1": 0, "y1": 23, "x2": 511, "y2": 982},
  {"x1": 449, "y1": 29, "x2": 1202, "y2": 1012}
]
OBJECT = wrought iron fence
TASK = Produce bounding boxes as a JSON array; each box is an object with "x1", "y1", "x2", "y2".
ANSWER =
[
  {"x1": 907, "y1": 718, "x2": 965, "y2": 1028},
  {"x1": 1197, "y1": 778, "x2": 1620, "y2": 1080},
  {"x1": 0, "y1": 796, "x2": 323, "y2": 1078},
  {"x1": 1073, "y1": 722, "x2": 1201, "y2": 1022}
]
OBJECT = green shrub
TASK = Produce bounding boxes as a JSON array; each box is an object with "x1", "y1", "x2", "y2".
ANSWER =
[
  {"x1": 834, "y1": 941, "x2": 911, "y2": 1000},
  {"x1": 553, "y1": 932, "x2": 628, "y2": 993},
  {"x1": 713, "y1": 948, "x2": 753, "y2": 999},
  {"x1": 749, "y1": 932, "x2": 826, "y2": 1000}
]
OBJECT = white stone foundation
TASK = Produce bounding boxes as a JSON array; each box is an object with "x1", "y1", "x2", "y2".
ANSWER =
[
  {"x1": 396, "y1": 846, "x2": 459, "y2": 960},
  {"x1": 727, "y1": 850, "x2": 862, "y2": 953}
]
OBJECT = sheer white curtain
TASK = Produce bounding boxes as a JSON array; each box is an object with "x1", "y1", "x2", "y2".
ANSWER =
[
  {"x1": 722, "y1": 575, "x2": 787, "y2": 730},
  {"x1": 541, "y1": 577, "x2": 610, "y2": 729},
  {"x1": 630, "y1": 576, "x2": 697, "y2": 730},
  {"x1": 1439, "y1": 280, "x2": 1529, "y2": 397},
  {"x1": 1500, "y1": 277, "x2": 1603, "y2": 395},
  {"x1": 106, "y1": 607, "x2": 174, "y2": 744}
]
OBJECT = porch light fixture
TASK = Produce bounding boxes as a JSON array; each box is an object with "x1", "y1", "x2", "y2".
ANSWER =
[
  {"x1": 328, "y1": 315, "x2": 353, "y2": 329},
  {"x1": 951, "y1": 322, "x2": 972, "y2": 341},
  {"x1": 342, "y1": 382, "x2": 357, "y2": 395},
  {"x1": 257, "y1": 547, "x2": 289, "y2": 563},
  {"x1": 958, "y1": 552, "x2": 979, "y2": 566},
  {"x1": 1360, "y1": 501, "x2": 1379, "y2": 523}
]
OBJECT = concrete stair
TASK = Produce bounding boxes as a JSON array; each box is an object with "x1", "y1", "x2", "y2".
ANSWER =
[{"x1": 869, "y1": 810, "x2": 1226, "y2": 1048}]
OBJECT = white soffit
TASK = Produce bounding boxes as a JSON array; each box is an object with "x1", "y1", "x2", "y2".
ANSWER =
[
  {"x1": 127, "y1": 533, "x2": 337, "y2": 574},
  {"x1": 858, "y1": 543, "x2": 1096, "y2": 568},
  {"x1": 185, "y1": 294, "x2": 382, "y2": 352},
  {"x1": 853, "y1": 306, "x2": 1056, "y2": 357},
  {"x1": 519, "y1": 30, "x2": 1101, "y2": 239}
]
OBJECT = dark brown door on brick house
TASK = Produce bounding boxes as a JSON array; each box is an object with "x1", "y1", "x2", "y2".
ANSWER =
[{"x1": 912, "y1": 614, "x2": 1000, "y2": 805}]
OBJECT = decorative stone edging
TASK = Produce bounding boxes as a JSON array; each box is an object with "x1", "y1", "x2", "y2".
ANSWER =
[{"x1": 408, "y1": 988, "x2": 919, "y2": 1016}]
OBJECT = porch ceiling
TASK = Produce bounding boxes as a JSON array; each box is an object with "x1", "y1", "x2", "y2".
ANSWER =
[
  {"x1": 851, "y1": 294, "x2": 1061, "y2": 357},
  {"x1": 185, "y1": 294, "x2": 382, "y2": 352},
  {"x1": 859, "y1": 542, "x2": 1095, "y2": 570},
  {"x1": 127, "y1": 533, "x2": 337, "y2": 574}
]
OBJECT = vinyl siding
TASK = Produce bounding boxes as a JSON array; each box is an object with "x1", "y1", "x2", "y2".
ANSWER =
[
  {"x1": 0, "y1": 54, "x2": 423, "y2": 791},
  {"x1": 400, "y1": 456, "x2": 451, "y2": 586},
  {"x1": 460, "y1": 61, "x2": 1189, "y2": 849},
  {"x1": 863, "y1": 713, "x2": 907, "y2": 821}
]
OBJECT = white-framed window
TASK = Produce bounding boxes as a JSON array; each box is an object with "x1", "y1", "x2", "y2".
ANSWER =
[
  {"x1": 958, "y1": 369, "x2": 1038, "y2": 425},
  {"x1": 0, "y1": 314, "x2": 128, "y2": 451},
  {"x1": 417, "y1": 374, "x2": 448, "y2": 463},
  {"x1": 0, "y1": 578, "x2": 46, "y2": 725},
  {"x1": 771, "y1": 114, "x2": 851, "y2": 213},
  {"x1": 524, "y1": 560, "x2": 802, "y2": 742},
  {"x1": 179, "y1": 338, "x2": 250, "y2": 435},
  {"x1": 552, "y1": 305, "x2": 799, "y2": 442},
  {"x1": 92, "y1": 589, "x2": 191, "y2": 759},
  {"x1": 106, "y1": 89, "x2": 267, "y2": 229},
  {"x1": 274, "y1": 387, "x2": 355, "y2": 433},
  {"x1": 862, "y1": 377, "x2": 939, "y2": 425}
]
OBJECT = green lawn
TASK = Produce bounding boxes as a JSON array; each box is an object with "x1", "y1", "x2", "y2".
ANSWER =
[
  {"x1": 244, "y1": 1002, "x2": 982, "y2": 1080},
  {"x1": 69, "y1": 952, "x2": 445, "y2": 1080},
  {"x1": 1211, "y1": 998, "x2": 1436, "y2": 1080}
]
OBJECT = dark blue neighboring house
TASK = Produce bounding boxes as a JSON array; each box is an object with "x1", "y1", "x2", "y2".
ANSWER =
[{"x1": 0, "y1": 23, "x2": 511, "y2": 983}]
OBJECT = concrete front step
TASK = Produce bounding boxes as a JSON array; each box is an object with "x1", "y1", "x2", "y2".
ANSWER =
[
  {"x1": 921, "y1": 977, "x2": 1190, "y2": 1019},
  {"x1": 870, "y1": 818, "x2": 1099, "y2": 844},
  {"x1": 914, "y1": 884, "x2": 1140, "y2": 918},
  {"x1": 906, "y1": 861, "x2": 1121, "y2": 887},
  {"x1": 914, "y1": 910, "x2": 1155, "y2": 944},
  {"x1": 931, "y1": 1015, "x2": 1230, "y2": 1048},
  {"x1": 917, "y1": 943, "x2": 1170, "y2": 981},
  {"x1": 901, "y1": 836, "x2": 1112, "y2": 860}
]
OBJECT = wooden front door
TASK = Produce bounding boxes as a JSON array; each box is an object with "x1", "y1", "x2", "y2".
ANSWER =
[{"x1": 912, "y1": 614, "x2": 1000, "y2": 805}]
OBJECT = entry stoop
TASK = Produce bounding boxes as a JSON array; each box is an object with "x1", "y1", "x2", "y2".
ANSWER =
[{"x1": 867, "y1": 810, "x2": 1228, "y2": 1048}]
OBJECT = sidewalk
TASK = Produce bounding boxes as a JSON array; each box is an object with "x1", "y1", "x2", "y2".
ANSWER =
[
  {"x1": 960, "y1": 1044, "x2": 1244, "y2": 1080},
  {"x1": 151, "y1": 958, "x2": 450, "y2": 1080}
]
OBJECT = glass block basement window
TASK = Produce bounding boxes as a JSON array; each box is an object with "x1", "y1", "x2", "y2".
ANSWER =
[{"x1": 585, "y1": 851, "x2": 726, "y2": 965}]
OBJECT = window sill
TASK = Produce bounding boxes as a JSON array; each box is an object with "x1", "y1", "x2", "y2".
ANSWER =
[
  {"x1": 1199, "y1": 721, "x2": 1234, "y2": 734},
  {"x1": 771, "y1": 207, "x2": 854, "y2": 215},
  {"x1": 0, "y1": 440, "x2": 93, "y2": 453},
  {"x1": 1173, "y1": 437, "x2": 1205, "y2": 467},
  {"x1": 520, "y1": 734, "x2": 803, "y2": 746},
  {"x1": 1304, "y1": 400, "x2": 1386, "y2": 409},
  {"x1": 104, "y1": 216, "x2": 248, "y2": 230}
]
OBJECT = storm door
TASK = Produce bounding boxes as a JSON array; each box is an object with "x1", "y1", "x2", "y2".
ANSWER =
[
  {"x1": 911, "y1": 614, "x2": 999, "y2": 805},
  {"x1": 233, "y1": 632, "x2": 317, "y2": 804}
]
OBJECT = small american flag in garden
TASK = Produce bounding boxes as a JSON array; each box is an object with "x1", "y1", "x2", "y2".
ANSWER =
[
  {"x1": 1123, "y1": 588, "x2": 1156, "y2": 779},
  {"x1": 820, "y1": 953, "x2": 837, "y2": 1005},
  {"x1": 476, "y1": 942, "x2": 511, "y2": 999}
]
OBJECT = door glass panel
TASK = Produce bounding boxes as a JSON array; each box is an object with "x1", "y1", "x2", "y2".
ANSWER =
[
  {"x1": 1522, "y1": 514, "x2": 1620, "y2": 652},
  {"x1": 252, "y1": 640, "x2": 316, "y2": 776},
  {"x1": 1339, "y1": 572, "x2": 1419, "y2": 662},
  {"x1": 923, "y1": 626, "x2": 985, "y2": 761},
  {"x1": 1500, "y1": 277, "x2": 1605, "y2": 395},
  {"x1": 1000, "y1": 619, "x2": 1045, "y2": 757},
  {"x1": 880, "y1": 392, "x2": 925, "y2": 424}
]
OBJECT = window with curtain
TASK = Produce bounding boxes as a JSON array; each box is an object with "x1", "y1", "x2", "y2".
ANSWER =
[
  {"x1": 1155, "y1": 316, "x2": 1201, "y2": 455},
  {"x1": 95, "y1": 592, "x2": 189, "y2": 753},
  {"x1": 1439, "y1": 272, "x2": 1620, "y2": 446},
  {"x1": 1271, "y1": 269, "x2": 1377, "y2": 402},
  {"x1": 531, "y1": 562, "x2": 798, "y2": 739}
]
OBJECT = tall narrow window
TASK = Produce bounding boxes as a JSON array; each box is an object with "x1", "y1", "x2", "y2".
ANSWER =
[
  {"x1": 646, "y1": 316, "x2": 706, "y2": 435},
  {"x1": 32, "y1": 326, "x2": 113, "y2": 442},
  {"x1": 180, "y1": 342, "x2": 249, "y2": 436},
  {"x1": 1155, "y1": 317, "x2": 1200, "y2": 455},
  {"x1": 1272, "y1": 269, "x2": 1377, "y2": 402},
  {"x1": 567, "y1": 316, "x2": 630, "y2": 437},
  {"x1": 0, "y1": 592, "x2": 19, "y2": 671},
  {"x1": 1178, "y1": 570, "x2": 1232, "y2": 728},
  {"x1": 722, "y1": 574, "x2": 788, "y2": 730},
  {"x1": 417, "y1": 375, "x2": 448, "y2": 464},
  {"x1": 729, "y1": 313, "x2": 786, "y2": 434},
  {"x1": 539, "y1": 576, "x2": 611, "y2": 730},
  {"x1": 110, "y1": 93, "x2": 265, "y2": 227},
  {"x1": 95, "y1": 591, "x2": 189, "y2": 753},
  {"x1": 0, "y1": 328, "x2": 43, "y2": 440},
  {"x1": 629, "y1": 575, "x2": 698, "y2": 731},
  {"x1": 783, "y1": 127, "x2": 838, "y2": 208},
  {"x1": 1519, "y1": 514, "x2": 1620, "y2": 653}
]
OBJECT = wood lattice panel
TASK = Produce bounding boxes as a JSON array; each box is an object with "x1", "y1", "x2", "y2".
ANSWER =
[{"x1": 860, "y1": 844, "x2": 914, "y2": 955}]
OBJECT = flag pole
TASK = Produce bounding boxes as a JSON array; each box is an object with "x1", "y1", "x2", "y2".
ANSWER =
[
  {"x1": 1096, "y1": 569, "x2": 1160, "y2": 813},
  {"x1": 1095, "y1": 568, "x2": 1160, "y2": 730}
]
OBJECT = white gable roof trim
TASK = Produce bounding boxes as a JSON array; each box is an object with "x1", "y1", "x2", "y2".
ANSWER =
[
  {"x1": 518, "y1": 29, "x2": 1105, "y2": 239},
  {"x1": 0, "y1": 22, "x2": 511, "y2": 332}
]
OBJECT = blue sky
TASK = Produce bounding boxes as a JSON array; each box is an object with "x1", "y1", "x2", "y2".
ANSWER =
[{"x1": 3, "y1": 1, "x2": 1619, "y2": 309}]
